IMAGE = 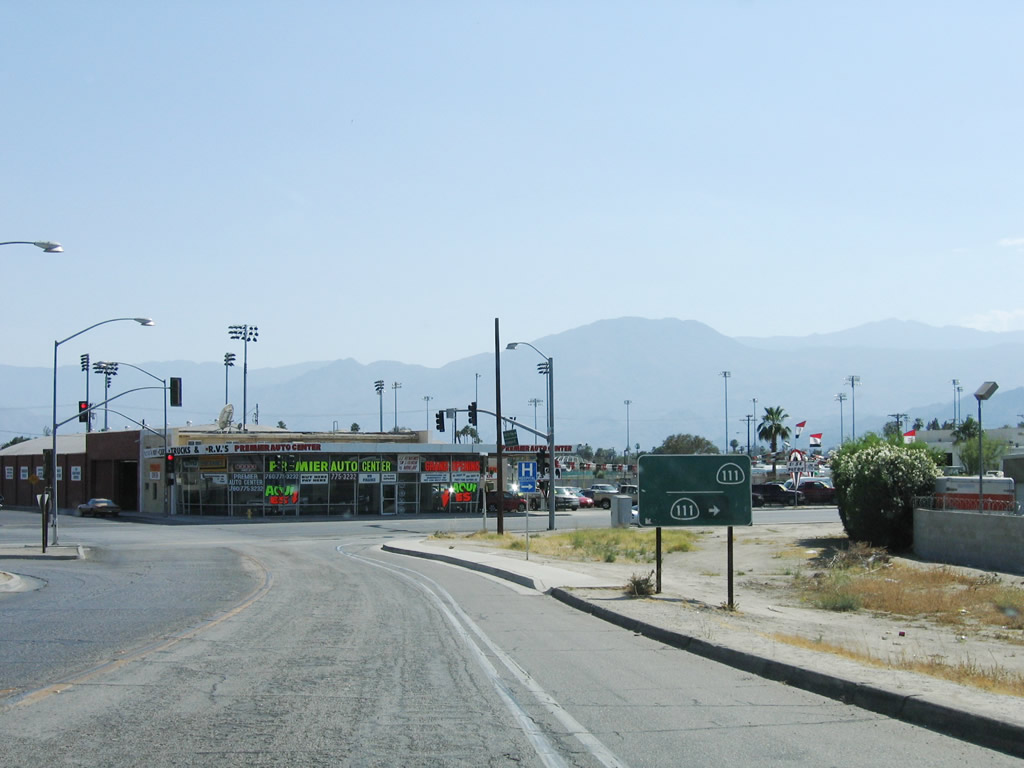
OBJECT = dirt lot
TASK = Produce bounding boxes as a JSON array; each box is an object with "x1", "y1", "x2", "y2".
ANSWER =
[{"x1": 433, "y1": 522, "x2": 1024, "y2": 702}]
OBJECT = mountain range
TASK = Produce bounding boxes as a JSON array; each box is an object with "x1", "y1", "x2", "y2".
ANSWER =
[{"x1": 3, "y1": 317, "x2": 1023, "y2": 454}]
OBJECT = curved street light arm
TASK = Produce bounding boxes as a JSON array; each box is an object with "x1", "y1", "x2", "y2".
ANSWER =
[
  {"x1": 0, "y1": 240, "x2": 63, "y2": 252},
  {"x1": 58, "y1": 317, "x2": 154, "y2": 347}
]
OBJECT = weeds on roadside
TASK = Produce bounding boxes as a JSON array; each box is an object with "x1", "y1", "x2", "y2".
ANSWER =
[{"x1": 625, "y1": 571, "x2": 656, "y2": 597}]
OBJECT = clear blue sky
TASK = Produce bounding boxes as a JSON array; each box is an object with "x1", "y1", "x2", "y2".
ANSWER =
[{"x1": 4, "y1": 2, "x2": 1023, "y2": 370}]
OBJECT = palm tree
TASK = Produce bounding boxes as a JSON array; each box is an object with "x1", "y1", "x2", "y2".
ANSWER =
[{"x1": 757, "y1": 406, "x2": 791, "y2": 478}]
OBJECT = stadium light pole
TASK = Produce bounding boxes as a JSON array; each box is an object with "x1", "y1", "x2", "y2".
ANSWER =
[
  {"x1": 951, "y1": 379, "x2": 960, "y2": 427},
  {"x1": 423, "y1": 395, "x2": 433, "y2": 434},
  {"x1": 1, "y1": 240, "x2": 63, "y2": 252},
  {"x1": 846, "y1": 375, "x2": 861, "y2": 440},
  {"x1": 224, "y1": 353, "x2": 236, "y2": 405},
  {"x1": 392, "y1": 382, "x2": 402, "y2": 431},
  {"x1": 228, "y1": 324, "x2": 258, "y2": 431},
  {"x1": 92, "y1": 361, "x2": 119, "y2": 431},
  {"x1": 374, "y1": 380, "x2": 384, "y2": 432},
  {"x1": 624, "y1": 399, "x2": 632, "y2": 462},
  {"x1": 834, "y1": 392, "x2": 847, "y2": 444},
  {"x1": 720, "y1": 371, "x2": 731, "y2": 453},
  {"x1": 51, "y1": 317, "x2": 154, "y2": 549},
  {"x1": 507, "y1": 341, "x2": 556, "y2": 531}
]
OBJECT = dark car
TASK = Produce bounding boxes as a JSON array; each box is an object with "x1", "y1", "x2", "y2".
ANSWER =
[
  {"x1": 77, "y1": 498, "x2": 121, "y2": 517},
  {"x1": 485, "y1": 490, "x2": 527, "y2": 513},
  {"x1": 751, "y1": 483, "x2": 805, "y2": 506},
  {"x1": 789, "y1": 479, "x2": 835, "y2": 504}
]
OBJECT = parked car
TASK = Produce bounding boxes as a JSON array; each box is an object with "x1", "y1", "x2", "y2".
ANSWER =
[
  {"x1": 561, "y1": 487, "x2": 595, "y2": 508},
  {"x1": 77, "y1": 498, "x2": 121, "y2": 517},
  {"x1": 783, "y1": 478, "x2": 835, "y2": 504},
  {"x1": 588, "y1": 483, "x2": 622, "y2": 509},
  {"x1": 751, "y1": 483, "x2": 805, "y2": 506},
  {"x1": 485, "y1": 490, "x2": 527, "y2": 513},
  {"x1": 553, "y1": 486, "x2": 581, "y2": 510}
]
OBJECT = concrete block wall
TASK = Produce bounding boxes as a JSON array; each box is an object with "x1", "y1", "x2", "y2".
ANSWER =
[{"x1": 914, "y1": 507, "x2": 1024, "y2": 575}]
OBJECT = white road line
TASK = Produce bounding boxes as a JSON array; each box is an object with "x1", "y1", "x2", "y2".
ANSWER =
[{"x1": 337, "y1": 544, "x2": 630, "y2": 768}]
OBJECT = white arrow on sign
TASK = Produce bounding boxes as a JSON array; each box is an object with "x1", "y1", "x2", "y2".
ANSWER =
[{"x1": 709, "y1": 505, "x2": 721, "y2": 517}]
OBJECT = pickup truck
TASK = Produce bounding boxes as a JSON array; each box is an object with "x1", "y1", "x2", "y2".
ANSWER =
[{"x1": 587, "y1": 483, "x2": 623, "y2": 509}]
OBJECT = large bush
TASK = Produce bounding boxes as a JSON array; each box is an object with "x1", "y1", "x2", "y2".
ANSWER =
[{"x1": 830, "y1": 435, "x2": 942, "y2": 550}]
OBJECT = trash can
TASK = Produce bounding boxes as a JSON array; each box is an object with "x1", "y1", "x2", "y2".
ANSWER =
[{"x1": 610, "y1": 495, "x2": 633, "y2": 527}]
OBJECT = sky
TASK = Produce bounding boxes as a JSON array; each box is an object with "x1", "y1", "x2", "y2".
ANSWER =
[{"x1": 4, "y1": 1, "x2": 1024, "y2": 371}]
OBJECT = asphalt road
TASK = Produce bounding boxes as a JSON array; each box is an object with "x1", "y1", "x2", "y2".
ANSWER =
[{"x1": 2, "y1": 509, "x2": 1018, "y2": 767}]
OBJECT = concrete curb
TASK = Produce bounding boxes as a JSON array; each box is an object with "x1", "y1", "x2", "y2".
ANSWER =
[{"x1": 382, "y1": 540, "x2": 1024, "y2": 759}]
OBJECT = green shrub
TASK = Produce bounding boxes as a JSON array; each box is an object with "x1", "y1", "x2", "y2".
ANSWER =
[{"x1": 830, "y1": 435, "x2": 942, "y2": 551}]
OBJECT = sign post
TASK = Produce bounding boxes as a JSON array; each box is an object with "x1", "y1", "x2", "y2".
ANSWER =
[{"x1": 639, "y1": 454, "x2": 752, "y2": 607}]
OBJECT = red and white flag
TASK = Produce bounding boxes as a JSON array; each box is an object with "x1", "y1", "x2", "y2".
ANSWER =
[
  {"x1": 903, "y1": 430, "x2": 916, "y2": 444},
  {"x1": 809, "y1": 433, "x2": 823, "y2": 447},
  {"x1": 795, "y1": 421, "x2": 807, "y2": 438}
]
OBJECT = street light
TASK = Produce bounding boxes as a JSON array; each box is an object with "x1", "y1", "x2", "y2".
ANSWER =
[
  {"x1": 423, "y1": 395, "x2": 433, "y2": 434},
  {"x1": 224, "y1": 353, "x2": 236, "y2": 405},
  {"x1": 974, "y1": 381, "x2": 998, "y2": 511},
  {"x1": 228, "y1": 324, "x2": 258, "y2": 431},
  {"x1": 846, "y1": 375, "x2": 861, "y2": 440},
  {"x1": 1, "y1": 240, "x2": 63, "y2": 252},
  {"x1": 507, "y1": 341, "x2": 556, "y2": 531},
  {"x1": 51, "y1": 317, "x2": 154, "y2": 549},
  {"x1": 92, "y1": 361, "x2": 119, "y2": 430}
]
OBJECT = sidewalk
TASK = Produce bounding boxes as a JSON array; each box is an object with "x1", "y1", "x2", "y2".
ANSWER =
[{"x1": 382, "y1": 530, "x2": 1024, "y2": 759}]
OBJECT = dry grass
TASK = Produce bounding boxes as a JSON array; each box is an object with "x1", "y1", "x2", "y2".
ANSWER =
[
  {"x1": 794, "y1": 542, "x2": 1024, "y2": 631},
  {"x1": 463, "y1": 527, "x2": 698, "y2": 563},
  {"x1": 772, "y1": 632, "x2": 1024, "y2": 697}
]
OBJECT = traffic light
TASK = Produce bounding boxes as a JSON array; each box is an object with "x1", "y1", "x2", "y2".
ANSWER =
[
  {"x1": 165, "y1": 452, "x2": 176, "y2": 485},
  {"x1": 78, "y1": 401, "x2": 89, "y2": 423},
  {"x1": 42, "y1": 448, "x2": 53, "y2": 484},
  {"x1": 468, "y1": 401, "x2": 477, "y2": 426},
  {"x1": 537, "y1": 448, "x2": 549, "y2": 477},
  {"x1": 435, "y1": 410, "x2": 445, "y2": 432},
  {"x1": 169, "y1": 377, "x2": 182, "y2": 407}
]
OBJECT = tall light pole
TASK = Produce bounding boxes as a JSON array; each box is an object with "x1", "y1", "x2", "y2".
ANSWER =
[
  {"x1": 529, "y1": 397, "x2": 544, "y2": 431},
  {"x1": 835, "y1": 392, "x2": 847, "y2": 444},
  {"x1": 392, "y1": 381, "x2": 402, "y2": 431},
  {"x1": 374, "y1": 380, "x2": 384, "y2": 432},
  {"x1": 92, "y1": 361, "x2": 119, "y2": 431},
  {"x1": 507, "y1": 341, "x2": 556, "y2": 530},
  {"x1": 744, "y1": 414, "x2": 754, "y2": 455},
  {"x1": 956, "y1": 385, "x2": 963, "y2": 426},
  {"x1": 98, "y1": 360, "x2": 169, "y2": 515},
  {"x1": 974, "y1": 381, "x2": 998, "y2": 511},
  {"x1": 80, "y1": 354, "x2": 92, "y2": 433},
  {"x1": 224, "y1": 353, "x2": 236, "y2": 405},
  {"x1": 51, "y1": 317, "x2": 154, "y2": 549},
  {"x1": 1, "y1": 240, "x2": 63, "y2": 252},
  {"x1": 720, "y1": 372, "x2": 731, "y2": 453},
  {"x1": 624, "y1": 399, "x2": 632, "y2": 461},
  {"x1": 228, "y1": 324, "x2": 258, "y2": 431},
  {"x1": 951, "y1": 379, "x2": 960, "y2": 427},
  {"x1": 846, "y1": 375, "x2": 861, "y2": 440},
  {"x1": 423, "y1": 395, "x2": 433, "y2": 434}
]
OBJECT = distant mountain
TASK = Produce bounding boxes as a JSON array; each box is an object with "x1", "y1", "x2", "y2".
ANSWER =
[
  {"x1": 3, "y1": 317, "x2": 1023, "y2": 455},
  {"x1": 736, "y1": 319, "x2": 1024, "y2": 351}
]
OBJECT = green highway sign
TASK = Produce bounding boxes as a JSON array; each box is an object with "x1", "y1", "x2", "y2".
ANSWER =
[
  {"x1": 503, "y1": 429, "x2": 520, "y2": 447},
  {"x1": 638, "y1": 454, "x2": 752, "y2": 527}
]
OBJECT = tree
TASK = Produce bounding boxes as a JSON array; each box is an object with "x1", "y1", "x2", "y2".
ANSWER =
[
  {"x1": 912, "y1": 417, "x2": 924, "y2": 431},
  {"x1": 1, "y1": 436, "x2": 30, "y2": 450},
  {"x1": 926, "y1": 418, "x2": 940, "y2": 431},
  {"x1": 956, "y1": 434, "x2": 1006, "y2": 475},
  {"x1": 757, "y1": 406, "x2": 790, "y2": 477},
  {"x1": 350, "y1": 422, "x2": 360, "y2": 432},
  {"x1": 830, "y1": 434, "x2": 943, "y2": 550},
  {"x1": 882, "y1": 420, "x2": 902, "y2": 439},
  {"x1": 276, "y1": 420, "x2": 287, "y2": 430},
  {"x1": 577, "y1": 444, "x2": 594, "y2": 461},
  {"x1": 651, "y1": 433, "x2": 719, "y2": 455},
  {"x1": 729, "y1": 438, "x2": 740, "y2": 453},
  {"x1": 951, "y1": 416, "x2": 980, "y2": 444},
  {"x1": 456, "y1": 425, "x2": 480, "y2": 444}
]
